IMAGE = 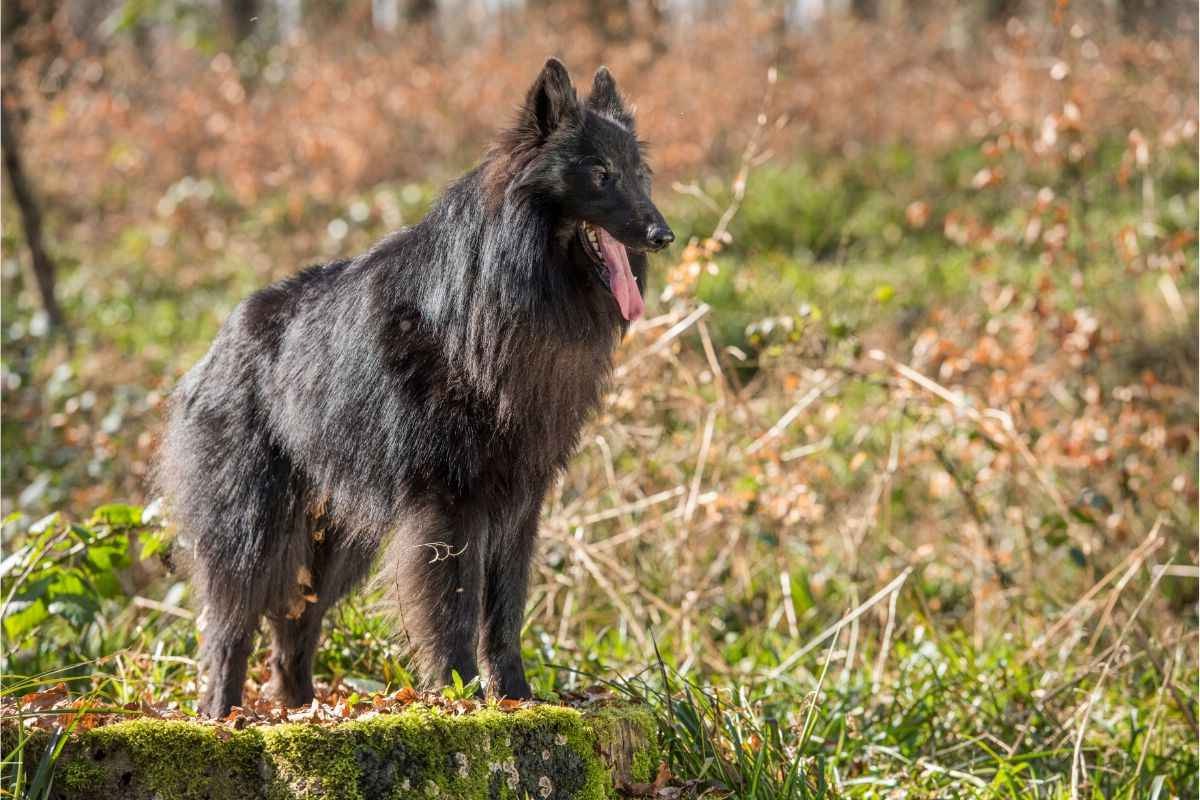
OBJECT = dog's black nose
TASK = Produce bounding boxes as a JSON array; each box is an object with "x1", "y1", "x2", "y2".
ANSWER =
[{"x1": 646, "y1": 224, "x2": 675, "y2": 251}]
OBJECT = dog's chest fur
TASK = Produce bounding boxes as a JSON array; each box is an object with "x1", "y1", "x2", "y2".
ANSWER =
[{"x1": 478, "y1": 329, "x2": 615, "y2": 478}]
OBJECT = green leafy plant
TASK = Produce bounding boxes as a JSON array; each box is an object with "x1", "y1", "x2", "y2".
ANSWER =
[
  {"x1": 2, "y1": 505, "x2": 163, "y2": 667},
  {"x1": 440, "y1": 669, "x2": 483, "y2": 701}
]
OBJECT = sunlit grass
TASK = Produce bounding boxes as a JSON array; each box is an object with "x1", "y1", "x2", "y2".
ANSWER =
[{"x1": 3, "y1": 128, "x2": 1197, "y2": 798}]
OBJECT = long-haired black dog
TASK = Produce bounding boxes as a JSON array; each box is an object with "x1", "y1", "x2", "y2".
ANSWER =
[{"x1": 157, "y1": 59, "x2": 673, "y2": 718}]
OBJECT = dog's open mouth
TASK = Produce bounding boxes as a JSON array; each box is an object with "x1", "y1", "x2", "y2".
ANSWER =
[{"x1": 579, "y1": 222, "x2": 645, "y2": 322}]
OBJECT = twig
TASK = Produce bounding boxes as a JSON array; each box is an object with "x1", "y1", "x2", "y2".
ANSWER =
[
  {"x1": 871, "y1": 582, "x2": 901, "y2": 695},
  {"x1": 768, "y1": 567, "x2": 913, "y2": 679},
  {"x1": 779, "y1": 571, "x2": 799, "y2": 639},
  {"x1": 1128, "y1": 643, "x2": 1177, "y2": 789},
  {"x1": 1025, "y1": 519, "x2": 1163, "y2": 662},
  {"x1": 869, "y1": 349, "x2": 1070, "y2": 517},
  {"x1": 569, "y1": 541, "x2": 650, "y2": 651},
  {"x1": 670, "y1": 181, "x2": 722, "y2": 214},
  {"x1": 614, "y1": 303, "x2": 710, "y2": 379},
  {"x1": 781, "y1": 437, "x2": 831, "y2": 462},
  {"x1": 746, "y1": 374, "x2": 839, "y2": 455},
  {"x1": 683, "y1": 407, "x2": 717, "y2": 524},
  {"x1": 711, "y1": 68, "x2": 777, "y2": 245},
  {"x1": 1070, "y1": 566, "x2": 1165, "y2": 799},
  {"x1": 696, "y1": 319, "x2": 727, "y2": 407},
  {"x1": 1083, "y1": 525, "x2": 1167, "y2": 659},
  {"x1": 1070, "y1": 658, "x2": 1110, "y2": 800},
  {"x1": 132, "y1": 596, "x2": 194, "y2": 619},
  {"x1": 563, "y1": 486, "x2": 686, "y2": 527}
]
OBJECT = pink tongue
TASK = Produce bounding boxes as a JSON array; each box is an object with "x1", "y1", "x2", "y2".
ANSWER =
[{"x1": 597, "y1": 228, "x2": 644, "y2": 322}]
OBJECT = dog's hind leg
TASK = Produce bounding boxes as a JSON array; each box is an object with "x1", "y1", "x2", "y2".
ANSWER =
[
  {"x1": 387, "y1": 501, "x2": 486, "y2": 692},
  {"x1": 196, "y1": 579, "x2": 261, "y2": 719},
  {"x1": 199, "y1": 629, "x2": 256, "y2": 718},
  {"x1": 263, "y1": 530, "x2": 374, "y2": 707},
  {"x1": 186, "y1": 449, "x2": 304, "y2": 718},
  {"x1": 263, "y1": 608, "x2": 324, "y2": 708}
]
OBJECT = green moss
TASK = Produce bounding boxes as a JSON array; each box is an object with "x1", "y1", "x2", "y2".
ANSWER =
[
  {"x1": 46, "y1": 719, "x2": 267, "y2": 799},
  {"x1": 36, "y1": 703, "x2": 657, "y2": 800},
  {"x1": 497, "y1": 705, "x2": 604, "y2": 800},
  {"x1": 60, "y1": 758, "x2": 108, "y2": 792},
  {"x1": 262, "y1": 722, "x2": 361, "y2": 799},
  {"x1": 583, "y1": 704, "x2": 660, "y2": 786}
]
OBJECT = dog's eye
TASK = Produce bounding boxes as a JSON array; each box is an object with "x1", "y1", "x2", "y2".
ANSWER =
[{"x1": 592, "y1": 167, "x2": 611, "y2": 187}]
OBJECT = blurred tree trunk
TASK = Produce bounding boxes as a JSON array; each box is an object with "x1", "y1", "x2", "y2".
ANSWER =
[
  {"x1": 373, "y1": 0, "x2": 399, "y2": 32},
  {"x1": 406, "y1": 0, "x2": 436, "y2": 24},
  {"x1": 65, "y1": 0, "x2": 113, "y2": 52},
  {"x1": 3, "y1": 0, "x2": 60, "y2": 62},
  {"x1": 899, "y1": 0, "x2": 936, "y2": 29},
  {"x1": 2, "y1": 7, "x2": 69, "y2": 335},
  {"x1": 222, "y1": 0, "x2": 259, "y2": 44},
  {"x1": 851, "y1": 0, "x2": 879, "y2": 20},
  {"x1": 1119, "y1": 0, "x2": 1191, "y2": 32},
  {"x1": 373, "y1": 0, "x2": 434, "y2": 32},
  {"x1": 644, "y1": 0, "x2": 669, "y2": 54},
  {"x1": 1, "y1": 93, "x2": 67, "y2": 335},
  {"x1": 986, "y1": 0, "x2": 1021, "y2": 22},
  {"x1": 278, "y1": 0, "x2": 302, "y2": 40},
  {"x1": 589, "y1": 0, "x2": 632, "y2": 39}
]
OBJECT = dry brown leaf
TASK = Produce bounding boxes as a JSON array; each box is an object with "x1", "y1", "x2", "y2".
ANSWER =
[{"x1": 20, "y1": 683, "x2": 68, "y2": 711}]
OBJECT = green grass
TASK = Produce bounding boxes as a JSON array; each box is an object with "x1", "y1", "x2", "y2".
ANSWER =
[{"x1": 2, "y1": 137, "x2": 1197, "y2": 798}]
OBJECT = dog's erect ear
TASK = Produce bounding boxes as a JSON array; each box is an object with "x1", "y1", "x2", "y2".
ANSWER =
[
  {"x1": 587, "y1": 66, "x2": 633, "y2": 128},
  {"x1": 522, "y1": 58, "x2": 579, "y2": 140}
]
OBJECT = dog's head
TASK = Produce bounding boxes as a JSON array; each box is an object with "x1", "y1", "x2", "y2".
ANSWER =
[{"x1": 494, "y1": 58, "x2": 674, "y2": 322}]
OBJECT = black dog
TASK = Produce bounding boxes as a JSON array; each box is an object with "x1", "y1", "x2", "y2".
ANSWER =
[{"x1": 157, "y1": 59, "x2": 673, "y2": 718}]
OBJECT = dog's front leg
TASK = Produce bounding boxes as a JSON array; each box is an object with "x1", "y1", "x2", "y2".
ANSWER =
[
  {"x1": 481, "y1": 505, "x2": 539, "y2": 700},
  {"x1": 392, "y1": 501, "x2": 485, "y2": 693}
]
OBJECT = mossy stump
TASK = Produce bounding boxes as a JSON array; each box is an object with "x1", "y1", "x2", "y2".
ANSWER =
[{"x1": 27, "y1": 703, "x2": 659, "y2": 800}]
